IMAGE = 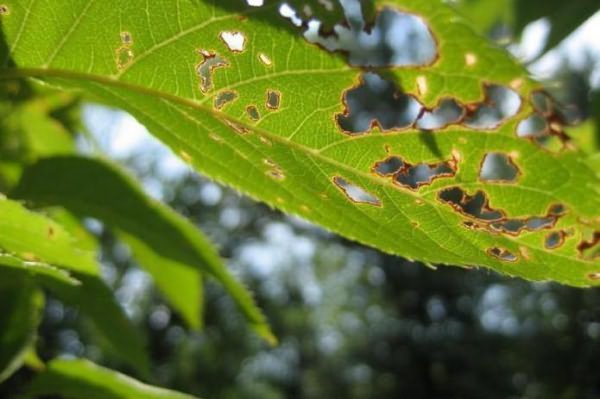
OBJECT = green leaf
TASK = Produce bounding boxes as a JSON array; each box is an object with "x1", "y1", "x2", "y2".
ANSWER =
[
  {"x1": 0, "y1": 274, "x2": 44, "y2": 383},
  {"x1": 0, "y1": 197, "x2": 97, "y2": 275},
  {"x1": 1, "y1": 0, "x2": 599, "y2": 287},
  {"x1": 120, "y1": 231, "x2": 205, "y2": 331},
  {"x1": 0, "y1": 252, "x2": 80, "y2": 285},
  {"x1": 24, "y1": 358, "x2": 199, "y2": 399},
  {"x1": 0, "y1": 198, "x2": 146, "y2": 373},
  {"x1": 14, "y1": 155, "x2": 270, "y2": 340}
]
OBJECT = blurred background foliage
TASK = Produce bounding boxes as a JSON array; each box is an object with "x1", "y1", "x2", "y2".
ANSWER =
[{"x1": 1, "y1": 1, "x2": 600, "y2": 398}]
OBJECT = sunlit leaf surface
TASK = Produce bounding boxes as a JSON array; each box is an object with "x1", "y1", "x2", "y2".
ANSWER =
[{"x1": 1, "y1": 0, "x2": 599, "y2": 286}]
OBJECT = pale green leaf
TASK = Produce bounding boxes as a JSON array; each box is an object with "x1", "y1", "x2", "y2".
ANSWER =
[{"x1": 24, "y1": 358, "x2": 199, "y2": 399}]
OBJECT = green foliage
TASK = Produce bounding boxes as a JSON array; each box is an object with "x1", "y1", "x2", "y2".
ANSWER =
[
  {"x1": 14, "y1": 155, "x2": 272, "y2": 339},
  {"x1": 24, "y1": 359, "x2": 199, "y2": 399},
  {"x1": 0, "y1": 0, "x2": 598, "y2": 397}
]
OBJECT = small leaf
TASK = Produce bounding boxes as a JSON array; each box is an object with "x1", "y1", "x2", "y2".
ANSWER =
[{"x1": 24, "y1": 358, "x2": 199, "y2": 399}]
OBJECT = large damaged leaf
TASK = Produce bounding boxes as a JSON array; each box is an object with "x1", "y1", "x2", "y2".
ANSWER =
[{"x1": 1, "y1": 0, "x2": 599, "y2": 287}]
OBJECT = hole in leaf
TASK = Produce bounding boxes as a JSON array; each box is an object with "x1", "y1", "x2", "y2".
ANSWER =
[
  {"x1": 266, "y1": 90, "x2": 281, "y2": 110},
  {"x1": 489, "y1": 220, "x2": 526, "y2": 234},
  {"x1": 246, "y1": 105, "x2": 261, "y2": 121},
  {"x1": 373, "y1": 156, "x2": 404, "y2": 176},
  {"x1": 464, "y1": 85, "x2": 521, "y2": 129},
  {"x1": 545, "y1": 231, "x2": 565, "y2": 249},
  {"x1": 304, "y1": 7, "x2": 437, "y2": 67},
  {"x1": 416, "y1": 99, "x2": 464, "y2": 130},
  {"x1": 337, "y1": 73, "x2": 421, "y2": 134},
  {"x1": 196, "y1": 50, "x2": 228, "y2": 93},
  {"x1": 439, "y1": 187, "x2": 503, "y2": 221},
  {"x1": 440, "y1": 187, "x2": 563, "y2": 236},
  {"x1": 219, "y1": 31, "x2": 247, "y2": 53},
  {"x1": 394, "y1": 162, "x2": 455, "y2": 189},
  {"x1": 487, "y1": 247, "x2": 518, "y2": 262},
  {"x1": 373, "y1": 154, "x2": 457, "y2": 190},
  {"x1": 517, "y1": 114, "x2": 548, "y2": 137},
  {"x1": 214, "y1": 90, "x2": 238, "y2": 110},
  {"x1": 525, "y1": 217, "x2": 555, "y2": 230},
  {"x1": 333, "y1": 176, "x2": 381, "y2": 206},
  {"x1": 578, "y1": 232, "x2": 600, "y2": 260},
  {"x1": 531, "y1": 91, "x2": 554, "y2": 116},
  {"x1": 480, "y1": 153, "x2": 519, "y2": 182}
]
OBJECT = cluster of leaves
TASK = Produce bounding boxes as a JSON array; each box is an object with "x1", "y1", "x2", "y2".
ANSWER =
[{"x1": 0, "y1": 0, "x2": 598, "y2": 397}]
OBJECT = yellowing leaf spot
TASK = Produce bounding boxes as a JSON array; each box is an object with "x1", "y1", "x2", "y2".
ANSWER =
[
  {"x1": 264, "y1": 159, "x2": 285, "y2": 181},
  {"x1": 465, "y1": 53, "x2": 477, "y2": 66},
  {"x1": 179, "y1": 150, "x2": 192, "y2": 163},
  {"x1": 416, "y1": 76, "x2": 427, "y2": 96},
  {"x1": 209, "y1": 133, "x2": 223, "y2": 142},
  {"x1": 219, "y1": 31, "x2": 247, "y2": 53},
  {"x1": 116, "y1": 32, "x2": 134, "y2": 70},
  {"x1": 115, "y1": 47, "x2": 134, "y2": 70},
  {"x1": 0, "y1": 4, "x2": 9, "y2": 15},
  {"x1": 259, "y1": 136, "x2": 272, "y2": 146},
  {"x1": 510, "y1": 78, "x2": 524, "y2": 90},
  {"x1": 258, "y1": 53, "x2": 273, "y2": 67},
  {"x1": 120, "y1": 31, "x2": 133, "y2": 45}
]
